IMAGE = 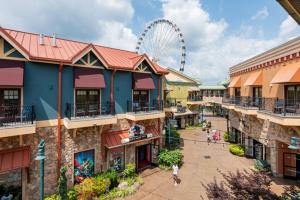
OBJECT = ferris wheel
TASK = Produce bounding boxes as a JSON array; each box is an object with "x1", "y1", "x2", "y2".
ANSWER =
[{"x1": 136, "y1": 19, "x2": 186, "y2": 72}]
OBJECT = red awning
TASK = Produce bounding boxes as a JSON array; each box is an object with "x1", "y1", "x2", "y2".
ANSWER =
[
  {"x1": 74, "y1": 68, "x2": 106, "y2": 88},
  {"x1": 104, "y1": 127, "x2": 160, "y2": 149},
  {"x1": 133, "y1": 73, "x2": 155, "y2": 90},
  {"x1": 0, "y1": 146, "x2": 30, "y2": 173},
  {"x1": 0, "y1": 60, "x2": 24, "y2": 86}
]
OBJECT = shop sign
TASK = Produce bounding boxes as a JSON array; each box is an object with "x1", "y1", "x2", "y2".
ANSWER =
[{"x1": 121, "y1": 124, "x2": 154, "y2": 144}]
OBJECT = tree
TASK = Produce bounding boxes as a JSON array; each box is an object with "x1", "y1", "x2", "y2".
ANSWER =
[
  {"x1": 203, "y1": 169, "x2": 280, "y2": 200},
  {"x1": 58, "y1": 166, "x2": 67, "y2": 200}
]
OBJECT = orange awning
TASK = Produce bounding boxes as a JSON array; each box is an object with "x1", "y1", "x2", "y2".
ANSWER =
[
  {"x1": 271, "y1": 63, "x2": 300, "y2": 84},
  {"x1": 244, "y1": 71, "x2": 262, "y2": 86},
  {"x1": 228, "y1": 76, "x2": 241, "y2": 88},
  {"x1": 104, "y1": 127, "x2": 160, "y2": 149},
  {"x1": 0, "y1": 146, "x2": 30, "y2": 173}
]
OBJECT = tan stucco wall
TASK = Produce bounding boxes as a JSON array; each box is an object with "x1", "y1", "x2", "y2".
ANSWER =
[{"x1": 229, "y1": 58, "x2": 300, "y2": 98}]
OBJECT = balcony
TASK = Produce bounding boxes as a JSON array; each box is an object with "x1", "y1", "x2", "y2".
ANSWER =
[
  {"x1": 187, "y1": 96, "x2": 203, "y2": 105},
  {"x1": 257, "y1": 98, "x2": 300, "y2": 126},
  {"x1": 126, "y1": 100, "x2": 165, "y2": 121},
  {"x1": 64, "y1": 102, "x2": 117, "y2": 129},
  {"x1": 222, "y1": 96, "x2": 236, "y2": 109},
  {"x1": 0, "y1": 105, "x2": 36, "y2": 138}
]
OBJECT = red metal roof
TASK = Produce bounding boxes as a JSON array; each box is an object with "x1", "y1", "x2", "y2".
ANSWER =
[
  {"x1": 0, "y1": 60, "x2": 24, "y2": 86},
  {"x1": 0, "y1": 146, "x2": 30, "y2": 173},
  {"x1": 104, "y1": 127, "x2": 160, "y2": 148},
  {"x1": 74, "y1": 68, "x2": 106, "y2": 88},
  {"x1": 0, "y1": 28, "x2": 168, "y2": 75}
]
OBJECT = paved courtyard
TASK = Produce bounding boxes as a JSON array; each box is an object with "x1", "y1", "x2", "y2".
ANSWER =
[
  {"x1": 124, "y1": 116, "x2": 255, "y2": 200},
  {"x1": 121, "y1": 115, "x2": 297, "y2": 200}
]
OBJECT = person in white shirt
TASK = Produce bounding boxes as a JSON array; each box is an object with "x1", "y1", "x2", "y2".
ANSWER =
[{"x1": 172, "y1": 162, "x2": 179, "y2": 186}]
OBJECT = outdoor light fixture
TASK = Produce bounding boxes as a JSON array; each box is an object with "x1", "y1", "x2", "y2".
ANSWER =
[
  {"x1": 35, "y1": 140, "x2": 45, "y2": 200},
  {"x1": 288, "y1": 137, "x2": 300, "y2": 150}
]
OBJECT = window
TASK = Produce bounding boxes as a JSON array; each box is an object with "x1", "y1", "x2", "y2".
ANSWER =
[
  {"x1": 234, "y1": 88, "x2": 241, "y2": 97},
  {"x1": 0, "y1": 89, "x2": 20, "y2": 106},
  {"x1": 75, "y1": 89, "x2": 100, "y2": 116},
  {"x1": 285, "y1": 85, "x2": 300, "y2": 106},
  {"x1": 133, "y1": 90, "x2": 149, "y2": 109}
]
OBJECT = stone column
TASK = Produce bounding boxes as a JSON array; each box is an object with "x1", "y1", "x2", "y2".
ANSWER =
[{"x1": 269, "y1": 140, "x2": 278, "y2": 175}]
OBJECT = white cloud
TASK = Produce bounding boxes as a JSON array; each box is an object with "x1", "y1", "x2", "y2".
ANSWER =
[
  {"x1": 0, "y1": 0, "x2": 136, "y2": 50},
  {"x1": 251, "y1": 7, "x2": 269, "y2": 20},
  {"x1": 279, "y1": 16, "x2": 299, "y2": 38},
  {"x1": 156, "y1": 0, "x2": 300, "y2": 84}
]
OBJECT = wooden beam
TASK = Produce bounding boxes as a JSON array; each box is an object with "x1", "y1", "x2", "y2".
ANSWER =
[
  {"x1": 4, "y1": 47, "x2": 16, "y2": 57},
  {"x1": 80, "y1": 58, "x2": 88, "y2": 65},
  {"x1": 87, "y1": 52, "x2": 90, "y2": 65},
  {"x1": 90, "y1": 59, "x2": 98, "y2": 66},
  {"x1": 0, "y1": 38, "x2": 4, "y2": 57}
]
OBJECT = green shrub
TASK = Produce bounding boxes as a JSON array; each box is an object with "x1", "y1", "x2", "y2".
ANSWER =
[
  {"x1": 223, "y1": 131, "x2": 229, "y2": 142},
  {"x1": 67, "y1": 189, "x2": 77, "y2": 200},
  {"x1": 74, "y1": 177, "x2": 110, "y2": 199},
  {"x1": 158, "y1": 149, "x2": 183, "y2": 169},
  {"x1": 45, "y1": 194, "x2": 59, "y2": 200},
  {"x1": 122, "y1": 163, "x2": 136, "y2": 178},
  {"x1": 229, "y1": 144, "x2": 245, "y2": 156},
  {"x1": 100, "y1": 169, "x2": 119, "y2": 189}
]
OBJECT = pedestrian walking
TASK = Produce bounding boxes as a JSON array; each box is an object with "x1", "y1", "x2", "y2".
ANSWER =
[
  {"x1": 207, "y1": 129, "x2": 211, "y2": 145},
  {"x1": 172, "y1": 162, "x2": 179, "y2": 186}
]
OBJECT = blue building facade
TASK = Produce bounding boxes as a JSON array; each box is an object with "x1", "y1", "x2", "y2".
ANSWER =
[{"x1": 0, "y1": 27, "x2": 167, "y2": 199}]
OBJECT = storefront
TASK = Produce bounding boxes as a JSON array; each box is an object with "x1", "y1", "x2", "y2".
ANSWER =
[
  {"x1": 0, "y1": 146, "x2": 30, "y2": 200},
  {"x1": 244, "y1": 137, "x2": 264, "y2": 160},
  {"x1": 103, "y1": 125, "x2": 161, "y2": 172}
]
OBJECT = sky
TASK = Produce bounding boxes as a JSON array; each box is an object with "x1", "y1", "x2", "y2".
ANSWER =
[{"x1": 0, "y1": 0, "x2": 300, "y2": 84}]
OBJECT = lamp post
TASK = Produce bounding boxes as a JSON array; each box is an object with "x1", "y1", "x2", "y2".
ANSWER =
[{"x1": 35, "y1": 140, "x2": 45, "y2": 200}]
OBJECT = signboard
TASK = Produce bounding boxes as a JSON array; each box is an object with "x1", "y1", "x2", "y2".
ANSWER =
[{"x1": 121, "y1": 124, "x2": 154, "y2": 144}]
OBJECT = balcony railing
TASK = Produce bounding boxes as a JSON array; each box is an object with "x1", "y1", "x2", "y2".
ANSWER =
[
  {"x1": 259, "y1": 98, "x2": 300, "y2": 116},
  {"x1": 187, "y1": 96, "x2": 203, "y2": 101},
  {"x1": 236, "y1": 96, "x2": 262, "y2": 109},
  {"x1": 222, "y1": 96, "x2": 262, "y2": 109},
  {"x1": 0, "y1": 105, "x2": 35, "y2": 127},
  {"x1": 127, "y1": 100, "x2": 163, "y2": 113},
  {"x1": 65, "y1": 102, "x2": 115, "y2": 120},
  {"x1": 222, "y1": 96, "x2": 235, "y2": 104}
]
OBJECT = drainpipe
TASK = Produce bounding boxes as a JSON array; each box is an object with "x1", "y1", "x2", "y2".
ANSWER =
[
  {"x1": 57, "y1": 62, "x2": 63, "y2": 179},
  {"x1": 110, "y1": 69, "x2": 116, "y2": 114},
  {"x1": 157, "y1": 76, "x2": 161, "y2": 145},
  {"x1": 157, "y1": 76, "x2": 161, "y2": 109}
]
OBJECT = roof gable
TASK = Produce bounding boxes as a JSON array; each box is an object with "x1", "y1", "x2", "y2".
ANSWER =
[{"x1": 165, "y1": 68, "x2": 199, "y2": 84}]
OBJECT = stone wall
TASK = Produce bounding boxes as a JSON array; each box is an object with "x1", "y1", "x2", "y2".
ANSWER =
[
  {"x1": 0, "y1": 117, "x2": 163, "y2": 199},
  {"x1": 228, "y1": 109, "x2": 300, "y2": 175}
]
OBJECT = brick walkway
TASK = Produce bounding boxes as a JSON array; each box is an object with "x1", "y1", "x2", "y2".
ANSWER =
[{"x1": 124, "y1": 116, "x2": 294, "y2": 200}]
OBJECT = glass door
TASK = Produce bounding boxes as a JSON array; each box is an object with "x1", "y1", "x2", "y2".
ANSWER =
[
  {"x1": 252, "y1": 87, "x2": 262, "y2": 107},
  {"x1": 133, "y1": 90, "x2": 149, "y2": 111},
  {"x1": 75, "y1": 90, "x2": 100, "y2": 117}
]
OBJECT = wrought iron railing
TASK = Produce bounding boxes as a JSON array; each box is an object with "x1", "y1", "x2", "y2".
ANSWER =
[
  {"x1": 65, "y1": 101, "x2": 115, "y2": 119},
  {"x1": 222, "y1": 96, "x2": 235, "y2": 104},
  {"x1": 236, "y1": 96, "x2": 262, "y2": 108},
  {"x1": 187, "y1": 96, "x2": 203, "y2": 101},
  {"x1": 127, "y1": 100, "x2": 164, "y2": 113},
  {"x1": 259, "y1": 98, "x2": 300, "y2": 116},
  {"x1": 0, "y1": 105, "x2": 35, "y2": 127}
]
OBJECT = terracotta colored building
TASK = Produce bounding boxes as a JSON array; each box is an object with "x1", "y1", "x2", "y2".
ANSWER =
[
  {"x1": 0, "y1": 27, "x2": 168, "y2": 199},
  {"x1": 223, "y1": 36, "x2": 300, "y2": 179}
]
